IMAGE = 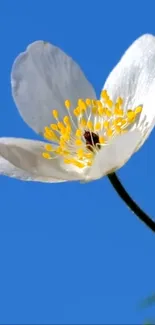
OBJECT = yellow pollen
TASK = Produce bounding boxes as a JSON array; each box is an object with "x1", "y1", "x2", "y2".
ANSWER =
[
  {"x1": 86, "y1": 98, "x2": 91, "y2": 106},
  {"x1": 77, "y1": 148, "x2": 84, "y2": 158},
  {"x1": 135, "y1": 105, "x2": 142, "y2": 114},
  {"x1": 80, "y1": 118, "x2": 87, "y2": 127},
  {"x1": 50, "y1": 123, "x2": 58, "y2": 131},
  {"x1": 107, "y1": 99, "x2": 113, "y2": 108},
  {"x1": 94, "y1": 122, "x2": 101, "y2": 131},
  {"x1": 127, "y1": 110, "x2": 136, "y2": 121},
  {"x1": 92, "y1": 106, "x2": 98, "y2": 115},
  {"x1": 75, "y1": 139, "x2": 82, "y2": 146},
  {"x1": 52, "y1": 109, "x2": 59, "y2": 119},
  {"x1": 45, "y1": 144, "x2": 53, "y2": 151},
  {"x1": 76, "y1": 129, "x2": 82, "y2": 137},
  {"x1": 116, "y1": 97, "x2": 123, "y2": 105},
  {"x1": 42, "y1": 152, "x2": 51, "y2": 159},
  {"x1": 87, "y1": 161, "x2": 92, "y2": 167},
  {"x1": 103, "y1": 120, "x2": 110, "y2": 129},
  {"x1": 98, "y1": 106, "x2": 106, "y2": 116},
  {"x1": 107, "y1": 129, "x2": 113, "y2": 137},
  {"x1": 63, "y1": 116, "x2": 70, "y2": 125},
  {"x1": 106, "y1": 108, "x2": 112, "y2": 117},
  {"x1": 101, "y1": 89, "x2": 108, "y2": 100},
  {"x1": 99, "y1": 136, "x2": 105, "y2": 144},
  {"x1": 74, "y1": 107, "x2": 80, "y2": 116},
  {"x1": 87, "y1": 120, "x2": 93, "y2": 130},
  {"x1": 78, "y1": 99, "x2": 87, "y2": 111},
  {"x1": 57, "y1": 121, "x2": 65, "y2": 131},
  {"x1": 64, "y1": 100, "x2": 71, "y2": 109}
]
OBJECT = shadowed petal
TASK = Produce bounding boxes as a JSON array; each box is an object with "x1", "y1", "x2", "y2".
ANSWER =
[
  {"x1": 11, "y1": 41, "x2": 96, "y2": 135},
  {"x1": 0, "y1": 138, "x2": 85, "y2": 182},
  {"x1": 103, "y1": 34, "x2": 155, "y2": 147}
]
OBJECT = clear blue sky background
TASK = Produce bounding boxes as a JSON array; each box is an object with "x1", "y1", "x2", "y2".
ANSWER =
[{"x1": 0, "y1": 0, "x2": 155, "y2": 324}]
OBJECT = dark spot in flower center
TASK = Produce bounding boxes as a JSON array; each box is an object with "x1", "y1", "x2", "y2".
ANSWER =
[{"x1": 83, "y1": 131, "x2": 101, "y2": 151}]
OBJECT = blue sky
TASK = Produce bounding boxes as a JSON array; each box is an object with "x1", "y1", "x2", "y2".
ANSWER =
[{"x1": 0, "y1": 0, "x2": 155, "y2": 323}]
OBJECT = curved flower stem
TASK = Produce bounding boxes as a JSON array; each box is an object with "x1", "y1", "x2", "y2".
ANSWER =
[{"x1": 108, "y1": 172, "x2": 155, "y2": 232}]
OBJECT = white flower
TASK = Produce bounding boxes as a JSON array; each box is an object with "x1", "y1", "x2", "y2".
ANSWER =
[{"x1": 0, "y1": 34, "x2": 155, "y2": 183}]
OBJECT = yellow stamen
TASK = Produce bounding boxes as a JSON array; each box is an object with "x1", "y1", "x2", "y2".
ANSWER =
[
  {"x1": 76, "y1": 129, "x2": 82, "y2": 137},
  {"x1": 64, "y1": 100, "x2": 71, "y2": 109},
  {"x1": 87, "y1": 120, "x2": 93, "y2": 130},
  {"x1": 50, "y1": 124, "x2": 58, "y2": 131},
  {"x1": 99, "y1": 136, "x2": 105, "y2": 144},
  {"x1": 42, "y1": 90, "x2": 143, "y2": 171},
  {"x1": 52, "y1": 109, "x2": 59, "y2": 119},
  {"x1": 42, "y1": 152, "x2": 51, "y2": 159},
  {"x1": 45, "y1": 144, "x2": 53, "y2": 151}
]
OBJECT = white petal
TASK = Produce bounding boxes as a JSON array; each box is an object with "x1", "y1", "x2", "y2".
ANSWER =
[
  {"x1": 103, "y1": 34, "x2": 155, "y2": 146},
  {"x1": 0, "y1": 138, "x2": 85, "y2": 181},
  {"x1": 0, "y1": 156, "x2": 66, "y2": 183},
  {"x1": 11, "y1": 41, "x2": 96, "y2": 135},
  {"x1": 87, "y1": 130, "x2": 141, "y2": 180}
]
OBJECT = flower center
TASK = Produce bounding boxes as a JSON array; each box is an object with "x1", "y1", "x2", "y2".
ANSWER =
[
  {"x1": 42, "y1": 90, "x2": 142, "y2": 169},
  {"x1": 84, "y1": 131, "x2": 100, "y2": 151}
]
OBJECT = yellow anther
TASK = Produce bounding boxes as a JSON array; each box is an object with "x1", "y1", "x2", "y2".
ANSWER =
[
  {"x1": 57, "y1": 121, "x2": 65, "y2": 131},
  {"x1": 87, "y1": 161, "x2": 92, "y2": 167},
  {"x1": 45, "y1": 144, "x2": 53, "y2": 151},
  {"x1": 42, "y1": 152, "x2": 51, "y2": 159},
  {"x1": 56, "y1": 147, "x2": 63, "y2": 154},
  {"x1": 118, "y1": 109, "x2": 123, "y2": 116},
  {"x1": 63, "y1": 134, "x2": 70, "y2": 141},
  {"x1": 83, "y1": 152, "x2": 93, "y2": 159},
  {"x1": 98, "y1": 107, "x2": 106, "y2": 116},
  {"x1": 44, "y1": 133, "x2": 52, "y2": 141},
  {"x1": 135, "y1": 105, "x2": 142, "y2": 115},
  {"x1": 107, "y1": 99, "x2": 113, "y2": 108},
  {"x1": 66, "y1": 125, "x2": 71, "y2": 134},
  {"x1": 50, "y1": 123, "x2": 58, "y2": 131},
  {"x1": 96, "y1": 100, "x2": 103, "y2": 109},
  {"x1": 44, "y1": 129, "x2": 58, "y2": 141},
  {"x1": 101, "y1": 89, "x2": 108, "y2": 99},
  {"x1": 78, "y1": 99, "x2": 87, "y2": 111},
  {"x1": 44, "y1": 126, "x2": 51, "y2": 133},
  {"x1": 113, "y1": 118, "x2": 122, "y2": 126},
  {"x1": 64, "y1": 158, "x2": 72, "y2": 164},
  {"x1": 74, "y1": 107, "x2": 80, "y2": 116},
  {"x1": 77, "y1": 148, "x2": 84, "y2": 158},
  {"x1": 99, "y1": 136, "x2": 105, "y2": 144},
  {"x1": 64, "y1": 158, "x2": 85, "y2": 168},
  {"x1": 64, "y1": 100, "x2": 71, "y2": 109},
  {"x1": 107, "y1": 129, "x2": 113, "y2": 137},
  {"x1": 94, "y1": 122, "x2": 101, "y2": 131},
  {"x1": 86, "y1": 98, "x2": 91, "y2": 106},
  {"x1": 63, "y1": 116, "x2": 70, "y2": 125},
  {"x1": 115, "y1": 125, "x2": 121, "y2": 134},
  {"x1": 87, "y1": 120, "x2": 93, "y2": 130},
  {"x1": 52, "y1": 109, "x2": 59, "y2": 119},
  {"x1": 116, "y1": 97, "x2": 123, "y2": 106},
  {"x1": 92, "y1": 99, "x2": 97, "y2": 106},
  {"x1": 76, "y1": 129, "x2": 82, "y2": 137},
  {"x1": 106, "y1": 109, "x2": 112, "y2": 117},
  {"x1": 120, "y1": 119, "x2": 127, "y2": 126},
  {"x1": 75, "y1": 139, "x2": 83, "y2": 146},
  {"x1": 80, "y1": 118, "x2": 87, "y2": 127},
  {"x1": 92, "y1": 106, "x2": 98, "y2": 115},
  {"x1": 103, "y1": 120, "x2": 110, "y2": 129},
  {"x1": 114, "y1": 105, "x2": 123, "y2": 116},
  {"x1": 127, "y1": 110, "x2": 135, "y2": 121},
  {"x1": 73, "y1": 160, "x2": 85, "y2": 168}
]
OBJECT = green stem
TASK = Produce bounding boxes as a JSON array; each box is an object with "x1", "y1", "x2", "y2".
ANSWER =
[{"x1": 108, "y1": 172, "x2": 155, "y2": 232}]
